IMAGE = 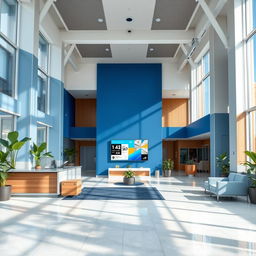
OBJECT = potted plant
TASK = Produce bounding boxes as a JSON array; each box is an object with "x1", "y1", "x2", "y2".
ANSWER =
[
  {"x1": 243, "y1": 151, "x2": 256, "y2": 204},
  {"x1": 0, "y1": 131, "x2": 31, "y2": 168},
  {"x1": 123, "y1": 170, "x2": 135, "y2": 185},
  {"x1": 64, "y1": 148, "x2": 76, "y2": 166},
  {"x1": 0, "y1": 151, "x2": 12, "y2": 201},
  {"x1": 162, "y1": 159, "x2": 174, "y2": 177},
  {"x1": 185, "y1": 160, "x2": 197, "y2": 176},
  {"x1": 216, "y1": 152, "x2": 230, "y2": 177},
  {"x1": 30, "y1": 142, "x2": 53, "y2": 169}
]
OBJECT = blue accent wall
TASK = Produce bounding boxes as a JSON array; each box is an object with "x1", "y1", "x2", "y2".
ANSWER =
[
  {"x1": 97, "y1": 64, "x2": 162, "y2": 175},
  {"x1": 210, "y1": 113, "x2": 229, "y2": 176},
  {"x1": 64, "y1": 89, "x2": 75, "y2": 138}
]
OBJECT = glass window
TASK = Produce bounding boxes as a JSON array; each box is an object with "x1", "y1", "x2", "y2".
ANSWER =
[
  {"x1": 0, "y1": 36, "x2": 15, "y2": 97},
  {"x1": 37, "y1": 70, "x2": 48, "y2": 113},
  {"x1": 37, "y1": 124, "x2": 47, "y2": 146},
  {"x1": 246, "y1": 0, "x2": 256, "y2": 34},
  {"x1": 191, "y1": 51, "x2": 210, "y2": 121},
  {"x1": 0, "y1": 0, "x2": 18, "y2": 43},
  {"x1": 0, "y1": 111, "x2": 14, "y2": 150},
  {"x1": 38, "y1": 34, "x2": 49, "y2": 73},
  {"x1": 180, "y1": 148, "x2": 188, "y2": 164}
]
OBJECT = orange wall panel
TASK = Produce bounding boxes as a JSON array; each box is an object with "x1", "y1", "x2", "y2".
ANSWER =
[
  {"x1": 75, "y1": 99, "x2": 96, "y2": 127},
  {"x1": 237, "y1": 112, "x2": 246, "y2": 164},
  {"x1": 162, "y1": 99, "x2": 188, "y2": 127}
]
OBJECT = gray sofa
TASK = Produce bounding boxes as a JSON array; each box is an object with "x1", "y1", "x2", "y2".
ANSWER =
[{"x1": 204, "y1": 173, "x2": 248, "y2": 201}]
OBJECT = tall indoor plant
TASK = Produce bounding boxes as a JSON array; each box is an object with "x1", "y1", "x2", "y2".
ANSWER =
[
  {"x1": 0, "y1": 150, "x2": 12, "y2": 201},
  {"x1": 30, "y1": 142, "x2": 53, "y2": 169},
  {"x1": 185, "y1": 160, "x2": 197, "y2": 176},
  {"x1": 216, "y1": 152, "x2": 230, "y2": 177},
  {"x1": 162, "y1": 159, "x2": 174, "y2": 177},
  {"x1": 243, "y1": 151, "x2": 256, "y2": 204},
  {"x1": 0, "y1": 131, "x2": 31, "y2": 168}
]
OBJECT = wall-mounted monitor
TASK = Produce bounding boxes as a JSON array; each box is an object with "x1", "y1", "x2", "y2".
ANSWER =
[{"x1": 110, "y1": 140, "x2": 148, "y2": 161}]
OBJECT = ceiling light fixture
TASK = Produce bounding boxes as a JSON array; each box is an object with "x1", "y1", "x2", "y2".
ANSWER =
[
  {"x1": 149, "y1": 48, "x2": 154, "y2": 52},
  {"x1": 97, "y1": 18, "x2": 104, "y2": 23},
  {"x1": 126, "y1": 17, "x2": 133, "y2": 22},
  {"x1": 155, "y1": 18, "x2": 161, "y2": 22}
]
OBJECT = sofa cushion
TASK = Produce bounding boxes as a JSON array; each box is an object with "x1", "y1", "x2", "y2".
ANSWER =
[
  {"x1": 228, "y1": 173, "x2": 236, "y2": 181},
  {"x1": 234, "y1": 174, "x2": 247, "y2": 183}
]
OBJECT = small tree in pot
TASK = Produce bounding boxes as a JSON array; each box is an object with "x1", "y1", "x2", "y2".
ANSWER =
[
  {"x1": 64, "y1": 148, "x2": 76, "y2": 166},
  {"x1": 0, "y1": 151, "x2": 12, "y2": 201},
  {"x1": 243, "y1": 151, "x2": 256, "y2": 204},
  {"x1": 162, "y1": 159, "x2": 174, "y2": 177},
  {"x1": 216, "y1": 153, "x2": 230, "y2": 177},
  {"x1": 123, "y1": 170, "x2": 135, "y2": 185},
  {"x1": 185, "y1": 160, "x2": 197, "y2": 176},
  {"x1": 30, "y1": 142, "x2": 53, "y2": 169}
]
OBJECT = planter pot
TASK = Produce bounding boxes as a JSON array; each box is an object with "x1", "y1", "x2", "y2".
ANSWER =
[
  {"x1": 123, "y1": 177, "x2": 135, "y2": 185},
  {"x1": 0, "y1": 185, "x2": 12, "y2": 201},
  {"x1": 185, "y1": 164, "x2": 197, "y2": 176},
  {"x1": 163, "y1": 170, "x2": 172, "y2": 177},
  {"x1": 248, "y1": 187, "x2": 256, "y2": 204},
  {"x1": 35, "y1": 165, "x2": 41, "y2": 170}
]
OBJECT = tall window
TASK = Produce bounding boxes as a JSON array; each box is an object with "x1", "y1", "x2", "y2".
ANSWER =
[
  {"x1": 245, "y1": 0, "x2": 256, "y2": 152},
  {"x1": 0, "y1": 111, "x2": 15, "y2": 150},
  {"x1": 0, "y1": 0, "x2": 18, "y2": 97},
  {"x1": 37, "y1": 123, "x2": 47, "y2": 146},
  {"x1": 191, "y1": 51, "x2": 210, "y2": 121},
  {"x1": 37, "y1": 34, "x2": 49, "y2": 113}
]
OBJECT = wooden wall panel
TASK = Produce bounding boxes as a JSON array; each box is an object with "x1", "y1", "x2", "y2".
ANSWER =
[
  {"x1": 174, "y1": 139, "x2": 210, "y2": 171},
  {"x1": 7, "y1": 173, "x2": 57, "y2": 193},
  {"x1": 162, "y1": 99, "x2": 188, "y2": 127},
  {"x1": 75, "y1": 99, "x2": 96, "y2": 127},
  {"x1": 237, "y1": 112, "x2": 247, "y2": 164}
]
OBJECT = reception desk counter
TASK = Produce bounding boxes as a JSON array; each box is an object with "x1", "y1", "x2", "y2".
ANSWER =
[{"x1": 7, "y1": 166, "x2": 81, "y2": 195}]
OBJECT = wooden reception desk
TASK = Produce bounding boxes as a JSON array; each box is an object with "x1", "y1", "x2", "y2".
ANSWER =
[
  {"x1": 7, "y1": 166, "x2": 81, "y2": 195},
  {"x1": 108, "y1": 168, "x2": 151, "y2": 182}
]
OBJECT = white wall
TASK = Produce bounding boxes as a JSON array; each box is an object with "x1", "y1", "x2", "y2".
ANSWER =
[{"x1": 65, "y1": 60, "x2": 190, "y2": 97}]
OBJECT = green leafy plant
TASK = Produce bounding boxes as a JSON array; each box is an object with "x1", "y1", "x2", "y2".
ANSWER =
[
  {"x1": 0, "y1": 151, "x2": 12, "y2": 187},
  {"x1": 30, "y1": 142, "x2": 53, "y2": 167},
  {"x1": 163, "y1": 159, "x2": 174, "y2": 170},
  {"x1": 186, "y1": 160, "x2": 195, "y2": 165},
  {"x1": 243, "y1": 151, "x2": 256, "y2": 188},
  {"x1": 0, "y1": 131, "x2": 31, "y2": 168},
  {"x1": 216, "y1": 153, "x2": 230, "y2": 176},
  {"x1": 64, "y1": 148, "x2": 76, "y2": 163},
  {"x1": 124, "y1": 170, "x2": 135, "y2": 178}
]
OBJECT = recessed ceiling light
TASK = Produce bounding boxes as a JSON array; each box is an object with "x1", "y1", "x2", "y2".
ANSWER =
[
  {"x1": 97, "y1": 18, "x2": 104, "y2": 23},
  {"x1": 105, "y1": 48, "x2": 110, "y2": 52},
  {"x1": 149, "y1": 48, "x2": 154, "y2": 52},
  {"x1": 126, "y1": 17, "x2": 133, "y2": 22},
  {"x1": 155, "y1": 18, "x2": 161, "y2": 22}
]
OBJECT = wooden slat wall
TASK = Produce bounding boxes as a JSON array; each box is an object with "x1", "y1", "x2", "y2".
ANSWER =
[
  {"x1": 75, "y1": 99, "x2": 96, "y2": 127},
  {"x1": 162, "y1": 99, "x2": 188, "y2": 127},
  {"x1": 7, "y1": 172, "x2": 57, "y2": 193}
]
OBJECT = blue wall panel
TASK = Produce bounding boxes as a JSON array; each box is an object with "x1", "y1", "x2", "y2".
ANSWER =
[
  {"x1": 70, "y1": 127, "x2": 96, "y2": 139},
  {"x1": 97, "y1": 64, "x2": 162, "y2": 175},
  {"x1": 63, "y1": 89, "x2": 75, "y2": 138}
]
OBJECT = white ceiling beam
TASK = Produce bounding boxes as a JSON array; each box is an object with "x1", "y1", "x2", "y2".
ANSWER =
[
  {"x1": 64, "y1": 44, "x2": 76, "y2": 66},
  {"x1": 195, "y1": 0, "x2": 228, "y2": 39},
  {"x1": 39, "y1": 0, "x2": 56, "y2": 23},
  {"x1": 180, "y1": 44, "x2": 195, "y2": 68},
  {"x1": 196, "y1": 0, "x2": 228, "y2": 48},
  {"x1": 64, "y1": 48, "x2": 79, "y2": 72},
  {"x1": 60, "y1": 30, "x2": 195, "y2": 44}
]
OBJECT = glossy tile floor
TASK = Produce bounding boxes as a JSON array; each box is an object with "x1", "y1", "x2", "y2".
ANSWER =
[{"x1": 1, "y1": 173, "x2": 256, "y2": 256}]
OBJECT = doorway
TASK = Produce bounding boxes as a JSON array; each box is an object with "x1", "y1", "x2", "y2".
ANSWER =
[{"x1": 80, "y1": 146, "x2": 96, "y2": 176}]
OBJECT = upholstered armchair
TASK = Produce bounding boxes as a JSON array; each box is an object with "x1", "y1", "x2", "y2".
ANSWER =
[{"x1": 204, "y1": 173, "x2": 248, "y2": 201}]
